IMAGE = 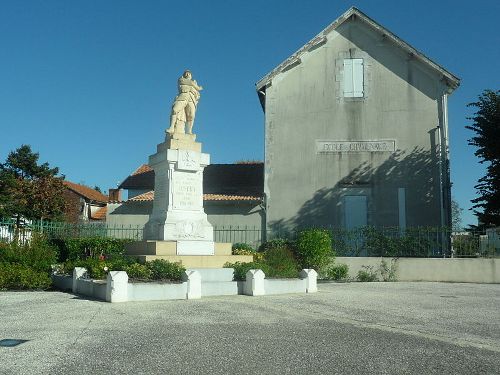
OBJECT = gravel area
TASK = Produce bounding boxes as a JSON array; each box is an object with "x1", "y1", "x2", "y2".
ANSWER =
[{"x1": 1, "y1": 282, "x2": 499, "y2": 374}]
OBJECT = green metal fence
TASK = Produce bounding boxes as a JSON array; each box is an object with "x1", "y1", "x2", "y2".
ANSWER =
[
  {"x1": 0, "y1": 219, "x2": 143, "y2": 243},
  {"x1": 1, "y1": 219, "x2": 498, "y2": 258}
]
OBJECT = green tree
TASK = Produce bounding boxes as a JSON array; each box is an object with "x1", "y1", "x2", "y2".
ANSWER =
[
  {"x1": 451, "y1": 198, "x2": 463, "y2": 231},
  {"x1": 0, "y1": 145, "x2": 66, "y2": 222},
  {"x1": 466, "y1": 90, "x2": 500, "y2": 226}
]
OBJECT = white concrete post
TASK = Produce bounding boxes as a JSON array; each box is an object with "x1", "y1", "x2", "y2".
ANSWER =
[
  {"x1": 244, "y1": 269, "x2": 265, "y2": 296},
  {"x1": 72, "y1": 267, "x2": 87, "y2": 294},
  {"x1": 300, "y1": 269, "x2": 318, "y2": 293},
  {"x1": 106, "y1": 271, "x2": 129, "y2": 303},
  {"x1": 183, "y1": 270, "x2": 201, "y2": 299}
]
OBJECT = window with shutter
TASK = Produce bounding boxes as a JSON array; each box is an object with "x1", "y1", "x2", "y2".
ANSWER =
[{"x1": 343, "y1": 58, "x2": 364, "y2": 98}]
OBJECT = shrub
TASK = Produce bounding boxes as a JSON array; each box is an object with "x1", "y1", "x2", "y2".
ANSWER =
[
  {"x1": 224, "y1": 261, "x2": 271, "y2": 281},
  {"x1": 321, "y1": 263, "x2": 349, "y2": 281},
  {"x1": 125, "y1": 263, "x2": 152, "y2": 280},
  {"x1": 50, "y1": 237, "x2": 131, "y2": 261},
  {"x1": 295, "y1": 229, "x2": 333, "y2": 270},
  {"x1": 258, "y1": 238, "x2": 290, "y2": 253},
  {"x1": 379, "y1": 259, "x2": 398, "y2": 282},
  {"x1": 232, "y1": 243, "x2": 255, "y2": 253},
  {"x1": 357, "y1": 265, "x2": 378, "y2": 282},
  {"x1": 0, "y1": 234, "x2": 57, "y2": 272},
  {"x1": 263, "y1": 245, "x2": 300, "y2": 278},
  {"x1": 0, "y1": 263, "x2": 52, "y2": 290},
  {"x1": 146, "y1": 259, "x2": 185, "y2": 281}
]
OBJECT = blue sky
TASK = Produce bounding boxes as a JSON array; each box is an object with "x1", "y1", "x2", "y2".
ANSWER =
[{"x1": 1, "y1": 0, "x2": 499, "y2": 227}]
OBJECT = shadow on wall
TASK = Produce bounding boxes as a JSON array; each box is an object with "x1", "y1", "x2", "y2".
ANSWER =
[{"x1": 269, "y1": 147, "x2": 441, "y2": 233}]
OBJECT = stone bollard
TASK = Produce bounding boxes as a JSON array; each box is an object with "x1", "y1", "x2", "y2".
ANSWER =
[
  {"x1": 299, "y1": 269, "x2": 318, "y2": 293},
  {"x1": 182, "y1": 270, "x2": 201, "y2": 299},
  {"x1": 244, "y1": 269, "x2": 265, "y2": 296},
  {"x1": 72, "y1": 267, "x2": 87, "y2": 294},
  {"x1": 106, "y1": 271, "x2": 129, "y2": 303}
]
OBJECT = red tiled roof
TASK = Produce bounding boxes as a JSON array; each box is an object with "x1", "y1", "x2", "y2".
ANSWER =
[
  {"x1": 131, "y1": 164, "x2": 152, "y2": 176},
  {"x1": 91, "y1": 206, "x2": 107, "y2": 220},
  {"x1": 63, "y1": 181, "x2": 109, "y2": 203},
  {"x1": 129, "y1": 191, "x2": 155, "y2": 202},
  {"x1": 128, "y1": 190, "x2": 261, "y2": 202}
]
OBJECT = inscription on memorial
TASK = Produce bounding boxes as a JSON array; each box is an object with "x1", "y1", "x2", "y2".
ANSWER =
[
  {"x1": 177, "y1": 150, "x2": 199, "y2": 171},
  {"x1": 172, "y1": 172, "x2": 200, "y2": 210},
  {"x1": 316, "y1": 140, "x2": 396, "y2": 153}
]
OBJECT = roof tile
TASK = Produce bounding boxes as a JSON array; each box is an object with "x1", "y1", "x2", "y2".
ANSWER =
[{"x1": 63, "y1": 181, "x2": 109, "y2": 203}]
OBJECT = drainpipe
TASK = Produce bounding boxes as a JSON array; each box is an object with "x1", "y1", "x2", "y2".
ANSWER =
[{"x1": 438, "y1": 92, "x2": 451, "y2": 256}]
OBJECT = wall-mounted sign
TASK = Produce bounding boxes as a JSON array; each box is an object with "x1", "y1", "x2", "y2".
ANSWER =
[{"x1": 316, "y1": 140, "x2": 396, "y2": 153}]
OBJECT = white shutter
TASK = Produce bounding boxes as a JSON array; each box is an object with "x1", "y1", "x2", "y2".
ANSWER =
[
  {"x1": 352, "y1": 58, "x2": 364, "y2": 97},
  {"x1": 343, "y1": 59, "x2": 354, "y2": 97}
]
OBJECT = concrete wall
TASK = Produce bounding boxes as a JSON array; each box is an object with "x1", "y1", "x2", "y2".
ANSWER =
[
  {"x1": 263, "y1": 18, "x2": 450, "y2": 231},
  {"x1": 336, "y1": 257, "x2": 500, "y2": 283}
]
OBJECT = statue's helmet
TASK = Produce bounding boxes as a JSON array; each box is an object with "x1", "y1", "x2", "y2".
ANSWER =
[{"x1": 183, "y1": 70, "x2": 192, "y2": 78}]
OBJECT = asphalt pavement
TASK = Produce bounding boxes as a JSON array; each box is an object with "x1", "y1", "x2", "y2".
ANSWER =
[{"x1": 1, "y1": 282, "x2": 499, "y2": 374}]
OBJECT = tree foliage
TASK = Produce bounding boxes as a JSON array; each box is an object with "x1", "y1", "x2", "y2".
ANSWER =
[
  {"x1": 451, "y1": 198, "x2": 463, "y2": 231},
  {"x1": 466, "y1": 90, "x2": 500, "y2": 226},
  {"x1": 0, "y1": 145, "x2": 66, "y2": 221}
]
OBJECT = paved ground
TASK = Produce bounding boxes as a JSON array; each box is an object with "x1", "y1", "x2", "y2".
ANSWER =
[{"x1": 1, "y1": 282, "x2": 499, "y2": 375}]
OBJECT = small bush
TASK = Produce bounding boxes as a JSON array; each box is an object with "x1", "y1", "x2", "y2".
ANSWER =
[
  {"x1": 146, "y1": 259, "x2": 185, "y2": 281},
  {"x1": 232, "y1": 243, "x2": 255, "y2": 253},
  {"x1": 0, "y1": 263, "x2": 52, "y2": 290},
  {"x1": 50, "y1": 237, "x2": 132, "y2": 261},
  {"x1": 0, "y1": 234, "x2": 57, "y2": 272},
  {"x1": 125, "y1": 263, "x2": 152, "y2": 280},
  {"x1": 357, "y1": 265, "x2": 378, "y2": 282},
  {"x1": 224, "y1": 261, "x2": 271, "y2": 281},
  {"x1": 295, "y1": 229, "x2": 333, "y2": 270},
  {"x1": 321, "y1": 263, "x2": 349, "y2": 281},
  {"x1": 258, "y1": 238, "x2": 290, "y2": 253},
  {"x1": 379, "y1": 259, "x2": 398, "y2": 282},
  {"x1": 263, "y1": 245, "x2": 300, "y2": 278}
]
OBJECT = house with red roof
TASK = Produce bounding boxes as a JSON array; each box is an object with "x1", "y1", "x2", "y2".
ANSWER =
[{"x1": 63, "y1": 181, "x2": 108, "y2": 223}]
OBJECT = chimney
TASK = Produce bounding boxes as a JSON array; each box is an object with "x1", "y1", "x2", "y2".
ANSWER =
[{"x1": 108, "y1": 188, "x2": 122, "y2": 202}]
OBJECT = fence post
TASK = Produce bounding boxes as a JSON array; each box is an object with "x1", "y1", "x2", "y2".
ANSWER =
[
  {"x1": 299, "y1": 269, "x2": 318, "y2": 293},
  {"x1": 244, "y1": 269, "x2": 265, "y2": 296},
  {"x1": 106, "y1": 271, "x2": 129, "y2": 302},
  {"x1": 182, "y1": 270, "x2": 201, "y2": 299},
  {"x1": 72, "y1": 267, "x2": 87, "y2": 294}
]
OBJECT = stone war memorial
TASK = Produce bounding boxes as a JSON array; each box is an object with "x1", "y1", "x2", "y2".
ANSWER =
[{"x1": 125, "y1": 70, "x2": 253, "y2": 268}]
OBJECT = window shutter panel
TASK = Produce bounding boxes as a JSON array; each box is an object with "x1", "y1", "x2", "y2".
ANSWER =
[
  {"x1": 343, "y1": 59, "x2": 354, "y2": 97},
  {"x1": 352, "y1": 59, "x2": 364, "y2": 97}
]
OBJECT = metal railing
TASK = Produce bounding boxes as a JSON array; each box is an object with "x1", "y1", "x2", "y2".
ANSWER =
[{"x1": 1, "y1": 219, "x2": 498, "y2": 258}]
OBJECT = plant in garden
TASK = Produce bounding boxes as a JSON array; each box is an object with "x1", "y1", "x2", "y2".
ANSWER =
[
  {"x1": 146, "y1": 259, "x2": 185, "y2": 281},
  {"x1": 295, "y1": 229, "x2": 333, "y2": 270},
  {"x1": 0, "y1": 233, "x2": 57, "y2": 272},
  {"x1": 321, "y1": 263, "x2": 349, "y2": 281},
  {"x1": 0, "y1": 263, "x2": 52, "y2": 290},
  {"x1": 224, "y1": 261, "x2": 271, "y2": 281},
  {"x1": 125, "y1": 263, "x2": 152, "y2": 280},
  {"x1": 379, "y1": 259, "x2": 398, "y2": 282},
  {"x1": 263, "y1": 245, "x2": 300, "y2": 278},
  {"x1": 357, "y1": 265, "x2": 378, "y2": 282}
]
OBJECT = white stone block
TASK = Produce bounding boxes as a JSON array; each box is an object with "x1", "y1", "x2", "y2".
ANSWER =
[
  {"x1": 183, "y1": 270, "x2": 201, "y2": 299},
  {"x1": 177, "y1": 240, "x2": 214, "y2": 255},
  {"x1": 244, "y1": 269, "x2": 265, "y2": 296},
  {"x1": 72, "y1": 267, "x2": 87, "y2": 293},
  {"x1": 300, "y1": 269, "x2": 318, "y2": 293},
  {"x1": 106, "y1": 271, "x2": 129, "y2": 303}
]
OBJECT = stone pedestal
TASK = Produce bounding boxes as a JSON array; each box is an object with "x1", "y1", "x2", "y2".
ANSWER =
[{"x1": 143, "y1": 133, "x2": 214, "y2": 255}]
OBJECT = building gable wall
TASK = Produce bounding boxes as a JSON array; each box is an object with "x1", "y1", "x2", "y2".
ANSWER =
[{"x1": 264, "y1": 18, "x2": 449, "y2": 230}]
